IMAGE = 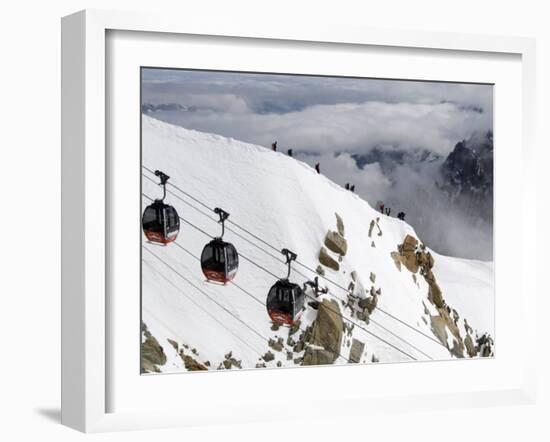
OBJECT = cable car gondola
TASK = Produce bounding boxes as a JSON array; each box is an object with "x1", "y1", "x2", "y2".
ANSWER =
[
  {"x1": 142, "y1": 170, "x2": 180, "y2": 245},
  {"x1": 266, "y1": 249, "x2": 305, "y2": 325},
  {"x1": 200, "y1": 208, "x2": 239, "y2": 284}
]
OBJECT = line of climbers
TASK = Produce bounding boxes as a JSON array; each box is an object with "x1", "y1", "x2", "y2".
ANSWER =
[
  {"x1": 272, "y1": 140, "x2": 407, "y2": 221},
  {"x1": 377, "y1": 202, "x2": 406, "y2": 221},
  {"x1": 272, "y1": 140, "x2": 320, "y2": 174}
]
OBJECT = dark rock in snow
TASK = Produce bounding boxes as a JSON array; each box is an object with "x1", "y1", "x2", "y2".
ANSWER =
[
  {"x1": 335, "y1": 213, "x2": 345, "y2": 237},
  {"x1": 319, "y1": 247, "x2": 339, "y2": 271},
  {"x1": 308, "y1": 301, "x2": 320, "y2": 310},
  {"x1": 349, "y1": 339, "x2": 365, "y2": 363},
  {"x1": 464, "y1": 334, "x2": 477, "y2": 358},
  {"x1": 141, "y1": 325, "x2": 167, "y2": 373},
  {"x1": 303, "y1": 348, "x2": 335, "y2": 365},
  {"x1": 430, "y1": 315, "x2": 449, "y2": 347},
  {"x1": 324, "y1": 230, "x2": 348, "y2": 256},
  {"x1": 180, "y1": 351, "x2": 208, "y2": 371},
  {"x1": 289, "y1": 321, "x2": 301, "y2": 336},
  {"x1": 268, "y1": 337, "x2": 284, "y2": 352},
  {"x1": 303, "y1": 299, "x2": 344, "y2": 365},
  {"x1": 294, "y1": 341, "x2": 305, "y2": 354}
]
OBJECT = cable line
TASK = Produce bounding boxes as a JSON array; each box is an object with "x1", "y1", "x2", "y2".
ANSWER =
[
  {"x1": 142, "y1": 167, "x2": 446, "y2": 350},
  {"x1": 143, "y1": 172, "x2": 289, "y2": 266},
  {"x1": 166, "y1": 239, "x2": 355, "y2": 363},
  {"x1": 143, "y1": 260, "x2": 264, "y2": 355},
  {"x1": 297, "y1": 290, "x2": 419, "y2": 360},
  {"x1": 141, "y1": 195, "x2": 353, "y2": 362},
  {"x1": 142, "y1": 191, "x2": 280, "y2": 280},
  {"x1": 143, "y1": 165, "x2": 212, "y2": 212},
  {"x1": 143, "y1": 192, "x2": 421, "y2": 361},
  {"x1": 145, "y1": 242, "x2": 352, "y2": 363},
  {"x1": 143, "y1": 190, "x2": 421, "y2": 360},
  {"x1": 144, "y1": 246, "x2": 268, "y2": 345}
]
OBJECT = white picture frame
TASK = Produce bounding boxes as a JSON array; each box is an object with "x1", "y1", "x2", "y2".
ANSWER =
[{"x1": 61, "y1": 9, "x2": 537, "y2": 433}]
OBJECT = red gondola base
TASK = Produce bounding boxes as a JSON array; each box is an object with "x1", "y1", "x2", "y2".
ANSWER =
[
  {"x1": 202, "y1": 268, "x2": 237, "y2": 285},
  {"x1": 143, "y1": 229, "x2": 178, "y2": 245},
  {"x1": 268, "y1": 309, "x2": 301, "y2": 326}
]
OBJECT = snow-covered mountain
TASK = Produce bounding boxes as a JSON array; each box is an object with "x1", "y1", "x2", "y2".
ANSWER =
[
  {"x1": 440, "y1": 130, "x2": 494, "y2": 223},
  {"x1": 352, "y1": 146, "x2": 441, "y2": 175},
  {"x1": 141, "y1": 115, "x2": 494, "y2": 374}
]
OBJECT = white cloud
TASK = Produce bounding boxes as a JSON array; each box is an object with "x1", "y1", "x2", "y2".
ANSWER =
[
  {"x1": 296, "y1": 151, "x2": 392, "y2": 199},
  {"x1": 141, "y1": 69, "x2": 493, "y2": 259},
  {"x1": 151, "y1": 99, "x2": 491, "y2": 158}
]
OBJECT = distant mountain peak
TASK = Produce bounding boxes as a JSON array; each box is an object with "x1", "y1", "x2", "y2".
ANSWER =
[
  {"x1": 352, "y1": 146, "x2": 441, "y2": 175},
  {"x1": 440, "y1": 131, "x2": 493, "y2": 197}
]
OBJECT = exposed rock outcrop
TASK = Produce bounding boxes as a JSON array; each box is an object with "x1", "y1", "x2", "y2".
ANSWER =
[
  {"x1": 141, "y1": 323, "x2": 167, "y2": 374},
  {"x1": 397, "y1": 234, "x2": 420, "y2": 273},
  {"x1": 324, "y1": 230, "x2": 348, "y2": 256},
  {"x1": 464, "y1": 334, "x2": 477, "y2": 358},
  {"x1": 393, "y1": 237, "x2": 478, "y2": 359},
  {"x1": 368, "y1": 217, "x2": 382, "y2": 238},
  {"x1": 476, "y1": 333, "x2": 494, "y2": 357},
  {"x1": 359, "y1": 294, "x2": 378, "y2": 315},
  {"x1": 181, "y1": 352, "x2": 208, "y2": 371},
  {"x1": 428, "y1": 280, "x2": 445, "y2": 309},
  {"x1": 268, "y1": 337, "x2": 285, "y2": 352},
  {"x1": 303, "y1": 299, "x2": 344, "y2": 365},
  {"x1": 218, "y1": 351, "x2": 242, "y2": 369},
  {"x1": 349, "y1": 338, "x2": 365, "y2": 363},
  {"x1": 319, "y1": 247, "x2": 339, "y2": 271},
  {"x1": 390, "y1": 251, "x2": 402, "y2": 271},
  {"x1": 429, "y1": 315, "x2": 448, "y2": 347},
  {"x1": 335, "y1": 212, "x2": 345, "y2": 236}
]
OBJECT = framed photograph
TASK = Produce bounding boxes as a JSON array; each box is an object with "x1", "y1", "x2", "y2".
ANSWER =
[{"x1": 61, "y1": 9, "x2": 537, "y2": 432}]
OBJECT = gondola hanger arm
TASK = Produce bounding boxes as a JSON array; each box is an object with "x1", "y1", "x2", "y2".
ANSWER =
[
  {"x1": 214, "y1": 207, "x2": 230, "y2": 238},
  {"x1": 154, "y1": 170, "x2": 170, "y2": 202},
  {"x1": 281, "y1": 248, "x2": 297, "y2": 279}
]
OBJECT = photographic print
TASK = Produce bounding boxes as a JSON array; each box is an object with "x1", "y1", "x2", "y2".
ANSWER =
[{"x1": 140, "y1": 68, "x2": 494, "y2": 374}]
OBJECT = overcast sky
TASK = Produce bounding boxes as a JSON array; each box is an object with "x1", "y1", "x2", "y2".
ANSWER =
[
  {"x1": 141, "y1": 69, "x2": 493, "y2": 258},
  {"x1": 142, "y1": 68, "x2": 492, "y2": 157}
]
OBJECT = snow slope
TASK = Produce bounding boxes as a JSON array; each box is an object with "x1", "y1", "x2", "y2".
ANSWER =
[{"x1": 141, "y1": 115, "x2": 495, "y2": 373}]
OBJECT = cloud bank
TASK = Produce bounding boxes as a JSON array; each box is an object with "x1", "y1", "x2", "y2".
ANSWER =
[{"x1": 142, "y1": 69, "x2": 493, "y2": 260}]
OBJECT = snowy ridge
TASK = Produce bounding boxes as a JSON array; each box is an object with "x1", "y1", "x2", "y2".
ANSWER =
[{"x1": 141, "y1": 115, "x2": 494, "y2": 373}]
